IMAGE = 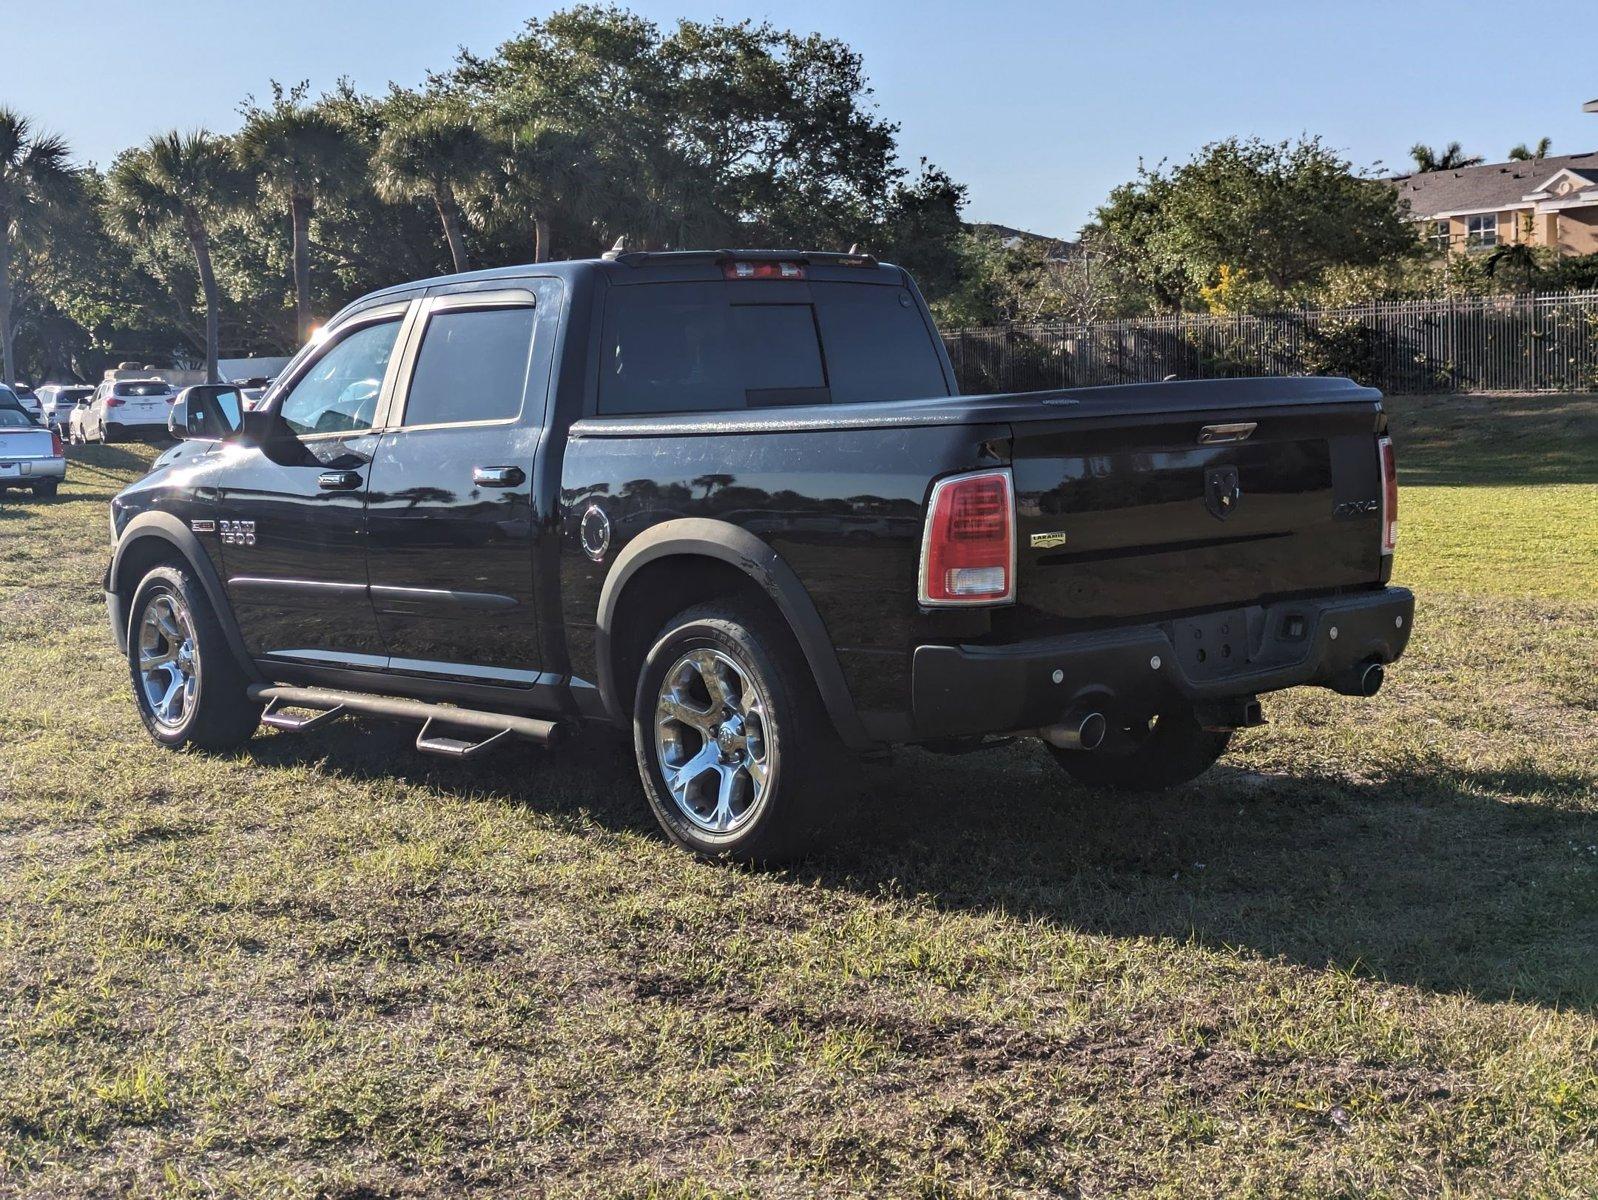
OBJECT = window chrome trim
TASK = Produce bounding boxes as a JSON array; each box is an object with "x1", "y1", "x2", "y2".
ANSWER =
[{"x1": 382, "y1": 293, "x2": 539, "y2": 432}]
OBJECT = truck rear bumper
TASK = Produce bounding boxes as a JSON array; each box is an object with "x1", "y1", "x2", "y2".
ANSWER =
[{"x1": 911, "y1": 586, "x2": 1414, "y2": 740}]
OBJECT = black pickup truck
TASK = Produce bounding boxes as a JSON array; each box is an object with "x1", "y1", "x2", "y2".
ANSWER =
[{"x1": 106, "y1": 250, "x2": 1412, "y2": 860}]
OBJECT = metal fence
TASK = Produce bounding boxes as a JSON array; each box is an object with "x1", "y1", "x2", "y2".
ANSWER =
[{"x1": 942, "y1": 291, "x2": 1598, "y2": 395}]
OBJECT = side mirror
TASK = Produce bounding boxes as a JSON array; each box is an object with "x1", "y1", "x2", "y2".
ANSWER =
[{"x1": 170, "y1": 385, "x2": 244, "y2": 441}]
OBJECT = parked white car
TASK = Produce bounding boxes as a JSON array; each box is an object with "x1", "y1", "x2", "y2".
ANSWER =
[
  {"x1": 0, "y1": 393, "x2": 66, "y2": 497},
  {"x1": 67, "y1": 394, "x2": 97, "y2": 444},
  {"x1": 35, "y1": 384, "x2": 94, "y2": 434},
  {"x1": 84, "y1": 377, "x2": 176, "y2": 442}
]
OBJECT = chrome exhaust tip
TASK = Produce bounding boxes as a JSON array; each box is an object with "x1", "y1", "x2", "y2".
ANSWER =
[
  {"x1": 1039, "y1": 710, "x2": 1107, "y2": 751},
  {"x1": 1327, "y1": 660, "x2": 1387, "y2": 698},
  {"x1": 1359, "y1": 662, "x2": 1385, "y2": 697}
]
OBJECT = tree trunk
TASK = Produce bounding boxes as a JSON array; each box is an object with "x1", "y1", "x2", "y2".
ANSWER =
[
  {"x1": 0, "y1": 221, "x2": 14, "y2": 387},
  {"x1": 534, "y1": 213, "x2": 551, "y2": 264},
  {"x1": 435, "y1": 187, "x2": 470, "y2": 274},
  {"x1": 290, "y1": 189, "x2": 314, "y2": 344},
  {"x1": 186, "y1": 211, "x2": 221, "y2": 384}
]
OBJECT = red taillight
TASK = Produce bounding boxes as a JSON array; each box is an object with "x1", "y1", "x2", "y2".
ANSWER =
[
  {"x1": 105, "y1": 397, "x2": 124, "y2": 407},
  {"x1": 51, "y1": 430, "x2": 64, "y2": 456},
  {"x1": 918, "y1": 469, "x2": 1015, "y2": 606},
  {"x1": 1378, "y1": 435, "x2": 1398, "y2": 554},
  {"x1": 722, "y1": 260, "x2": 805, "y2": 280}
]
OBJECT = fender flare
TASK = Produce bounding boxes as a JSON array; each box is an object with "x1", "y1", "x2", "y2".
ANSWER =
[
  {"x1": 107, "y1": 512, "x2": 263, "y2": 683},
  {"x1": 594, "y1": 518, "x2": 872, "y2": 749}
]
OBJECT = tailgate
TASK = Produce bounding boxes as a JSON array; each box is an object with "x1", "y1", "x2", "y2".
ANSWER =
[{"x1": 1009, "y1": 384, "x2": 1385, "y2": 628}]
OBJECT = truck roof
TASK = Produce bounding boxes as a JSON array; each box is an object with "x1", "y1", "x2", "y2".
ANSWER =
[{"x1": 337, "y1": 250, "x2": 906, "y2": 323}]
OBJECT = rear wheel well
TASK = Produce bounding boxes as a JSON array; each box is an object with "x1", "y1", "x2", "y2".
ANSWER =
[{"x1": 606, "y1": 555, "x2": 794, "y2": 716}]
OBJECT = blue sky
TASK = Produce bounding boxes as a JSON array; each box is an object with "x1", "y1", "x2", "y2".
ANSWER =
[{"x1": 7, "y1": 0, "x2": 1596, "y2": 236}]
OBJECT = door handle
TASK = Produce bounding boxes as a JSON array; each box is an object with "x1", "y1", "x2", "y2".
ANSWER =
[
  {"x1": 317, "y1": 470, "x2": 363, "y2": 491},
  {"x1": 473, "y1": 465, "x2": 525, "y2": 488}
]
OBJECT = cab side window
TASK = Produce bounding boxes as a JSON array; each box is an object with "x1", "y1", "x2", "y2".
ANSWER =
[
  {"x1": 398, "y1": 305, "x2": 537, "y2": 428},
  {"x1": 277, "y1": 319, "x2": 402, "y2": 437}
]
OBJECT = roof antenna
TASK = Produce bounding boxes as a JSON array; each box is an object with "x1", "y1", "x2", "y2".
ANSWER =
[{"x1": 602, "y1": 235, "x2": 630, "y2": 261}]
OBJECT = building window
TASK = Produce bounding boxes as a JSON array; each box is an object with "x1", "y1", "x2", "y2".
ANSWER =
[
  {"x1": 1466, "y1": 214, "x2": 1498, "y2": 249},
  {"x1": 1429, "y1": 220, "x2": 1451, "y2": 251}
]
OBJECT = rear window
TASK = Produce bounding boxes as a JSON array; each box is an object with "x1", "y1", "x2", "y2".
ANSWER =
[
  {"x1": 400, "y1": 305, "x2": 537, "y2": 427},
  {"x1": 0, "y1": 408, "x2": 35, "y2": 428},
  {"x1": 113, "y1": 381, "x2": 172, "y2": 397},
  {"x1": 598, "y1": 280, "x2": 947, "y2": 416}
]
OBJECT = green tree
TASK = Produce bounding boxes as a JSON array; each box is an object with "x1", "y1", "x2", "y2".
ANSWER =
[
  {"x1": 372, "y1": 103, "x2": 492, "y2": 273},
  {"x1": 1508, "y1": 137, "x2": 1553, "y2": 162},
  {"x1": 445, "y1": 8, "x2": 900, "y2": 252},
  {"x1": 1484, "y1": 242, "x2": 1543, "y2": 291},
  {"x1": 108, "y1": 131, "x2": 246, "y2": 382},
  {"x1": 236, "y1": 83, "x2": 360, "y2": 340},
  {"x1": 471, "y1": 115, "x2": 600, "y2": 262},
  {"x1": 0, "y1": 109, "x2": 74, "y2": 385},
  {"x1": 1091, "y1": 136, "x2": 1419, "y2": 312},
  {"x1": 1409, "y1": 141, "x2": 1484, "y2": 172}
]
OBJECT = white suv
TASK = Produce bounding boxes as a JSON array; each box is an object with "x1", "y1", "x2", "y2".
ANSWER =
[
  {"x1": 85, "y1": 378, "x2": 176, "y2": 442},
  {"x1": 36, "y1": 385, "x2": 94, "y2": 434}
]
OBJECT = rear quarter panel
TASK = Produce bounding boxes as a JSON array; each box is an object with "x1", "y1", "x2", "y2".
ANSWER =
[{"x1": 558, "y1": 421, "x2": 1006, "y2": 738}]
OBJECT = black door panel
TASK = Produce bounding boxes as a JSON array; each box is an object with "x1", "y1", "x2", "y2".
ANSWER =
[
  {"x1": 215, "y1": 433, "x2": 385, "y2": 659},
  {"x1": 215, "y1": 308, "x2": 412, "y2": 662},
  {"x1": 363, "y1": 290, "x2": 551, "y2": 679}
]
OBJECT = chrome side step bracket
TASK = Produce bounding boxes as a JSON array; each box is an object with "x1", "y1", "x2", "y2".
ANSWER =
[
  {"x1": 247, "y1": 683, "x2": 567, "y2": 756},
  {"x1": 415, "y1": 718, "x2": 516, "y2": 760},
  {"x1": 260, "y1": 697, "x2": 347, "y2": 734}
]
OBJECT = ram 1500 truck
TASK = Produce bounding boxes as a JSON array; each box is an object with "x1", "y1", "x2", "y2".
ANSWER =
[{"x1": 105, "y1": 250, "x2": 1412, "y2": 860}]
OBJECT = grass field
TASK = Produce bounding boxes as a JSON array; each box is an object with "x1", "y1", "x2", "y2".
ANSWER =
[{"x1": 1, "y1": 394, "x2": 1594, "y2": 1198}]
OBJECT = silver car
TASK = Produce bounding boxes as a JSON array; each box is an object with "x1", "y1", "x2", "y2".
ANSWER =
[{"x1": 0, "y1": 393, "x2": 66, "y2": 498}]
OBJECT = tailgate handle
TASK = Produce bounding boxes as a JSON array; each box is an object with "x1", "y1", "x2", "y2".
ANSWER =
[{"x1": 1198, "y1": 422, "x2": 1257, "y2": 445}]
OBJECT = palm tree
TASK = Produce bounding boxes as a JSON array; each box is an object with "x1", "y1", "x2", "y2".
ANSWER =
[
  {"x1": 108, "y1": 131, "x2": 244, "y2": 383},
  {"x1": 372, "y1": 107, "x2": 492, "y2": 273},
  {"x1": 236, "y1": 89, "x2": 359, "y2": 342},
  {"x1": 473, "y1": 119, "x2": 598, "y2": 263},
  {"x1": 1507, "y1": 137, "x2": 1553, "y2": 162},
  {"x1": 1409, "y1": 142, "x2": 1485, "y2": 173},
  {"x1": 1485, "y1": 242, "x2": 1541, "y2": 291},
  {"x1": 0, "y1": 109, "x2": 73, "y2": 386}
]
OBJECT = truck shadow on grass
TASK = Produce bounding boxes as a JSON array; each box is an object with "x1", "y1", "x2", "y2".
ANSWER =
[{"x1": 246, "y1": 727, "x2": 1598, "y2": 1013}]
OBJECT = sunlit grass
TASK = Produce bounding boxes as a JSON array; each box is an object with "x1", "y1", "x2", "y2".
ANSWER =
[{"x1": 0, "y1": 402, "x2": 1594, "y2": 1197}]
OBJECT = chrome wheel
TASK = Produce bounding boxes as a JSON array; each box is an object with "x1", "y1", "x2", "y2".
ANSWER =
[
  {"x1": 136, "y1": 591, "x2": 198, "y2": 731},
  {"x1": 655, "y1": 649, "x2": 770, "y2": 834}
]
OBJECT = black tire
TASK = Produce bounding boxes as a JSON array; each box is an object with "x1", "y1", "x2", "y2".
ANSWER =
[
  {"x1": 33, "y1": 479, "x2": 59, "y2": 499},
  {"x1": 126, "y1": 563, "x2": 259, "y2": 751},
  {"x1": 633, "y1": 600, "x2": 849, "y2": 863},
  {"x1": 98, "y1": 422, "x2": 112, "y2": 444},
  {"x1": 1047, "y1": 706, "x2": 1231, "y2": 792}
]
